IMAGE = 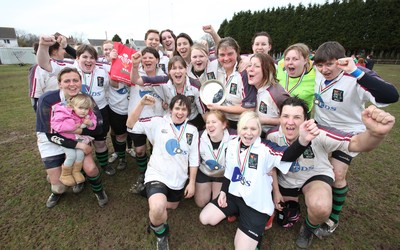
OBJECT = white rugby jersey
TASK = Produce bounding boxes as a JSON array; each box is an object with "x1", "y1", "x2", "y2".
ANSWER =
[
  {"x1": 187, "y1": 59, "x2": 219, "y2": 86},
  {"x1": 132, "y1": 115, "x2": 199, "y2": 190},
  {"x1": 29, "y1": 64, "x2": 59, "y2": 99},
  {"x1": 224, "y1": 137, "x2": 291, "y2": 215},
  {"x1": 199, "y1": 129, "x2": 236, "y2": 178},
  {"x1": 49, "y1": 60, "x2": 110, "y2": 109},
  {"x1": 217, "y1": 65, "x2": 257, "y2": 121},
  {"x1": 127, "y1": 68, "x2": 167, "y2": 134},
  {"x1": 314, "y1": 70, "x2": 385, "y2": 133},
  {"x1": 256, "y1": 83, "x2": 290, "y2": 133},
  {"x1": 138, "y1": 75, "x2": 206, "y2": 121},
  {"x1": 158, "y1": 50, "x2": 169, "y2": 74},
  {"x1": 267, "y1": 125, "x2": 357, "y2": 189},
  {"x1": 107, "y1": 81, "x2": 129, "y2": 115}
]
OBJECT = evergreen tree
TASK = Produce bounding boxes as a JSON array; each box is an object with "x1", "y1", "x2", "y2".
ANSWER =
[{"x1": 112, "y1": 34, "x2": 122, "y2": 42}]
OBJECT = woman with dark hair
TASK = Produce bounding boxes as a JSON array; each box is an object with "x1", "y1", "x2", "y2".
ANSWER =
[
  {"x1": 173, "y1": 32, "x2": 194, "y2": 65},
  {"x1": 127, "y1": 94, "x2": 199, "y2": 250},
  {"x1": 130, "y1": 53, "x2": 206, "y2": 131},
  {"x1": 160, "y1": 29, "x2": 176, "y2": 58}
]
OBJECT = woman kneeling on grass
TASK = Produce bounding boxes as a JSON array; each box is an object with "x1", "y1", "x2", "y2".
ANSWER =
[
  {"x1": 126, "y1": 94, "x2": 199, "y2": 250},
  {"x1": 199, "y1": 111, "x2": 319, "y2": 249}
]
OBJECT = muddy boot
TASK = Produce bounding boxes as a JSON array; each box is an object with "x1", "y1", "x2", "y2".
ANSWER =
[
  {"x1": 72, "y1": 162, "x2": 85, "y2": 184},
  {"x1": 60, "y1": 165, "x2": 76, "y2": 186}
]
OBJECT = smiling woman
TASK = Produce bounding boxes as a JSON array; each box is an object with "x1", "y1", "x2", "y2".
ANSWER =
[
  {"x1": 276, "y1": 43, "x2": 316, "y2": 113},
  {"x1": 126, "y1": 93, "x2": 199, "y2": 250}
]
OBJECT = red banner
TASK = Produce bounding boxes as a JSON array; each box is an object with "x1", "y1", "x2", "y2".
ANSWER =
[{"x1": 109, "y1": 42, "x2": 137, "y2": 85}]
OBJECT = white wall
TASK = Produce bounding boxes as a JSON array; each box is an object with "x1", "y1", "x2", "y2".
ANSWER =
[
  {"x1": 0, "y1": 47, "x2": 36, "y2": 64},
  {"x1": 0, "y1": 38, "x2": 19, "y2": 48}
]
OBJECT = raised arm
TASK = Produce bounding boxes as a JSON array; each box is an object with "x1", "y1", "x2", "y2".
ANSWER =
[
  {"x1": 337, "y1": 57, "x2": 399, "y2": 103},
  {"x1": 58, "y1": 35, "x2": 76, "y2": 58},
  {"x1": 348, "y1": 105, "x2": 395, "y2": 152},
  {"x1": 202, "y1": 25, "x2": 221, "y2": 45},
  {"x1": 126, "y1": 94, "x2": 156, "y2": 129},
  {"x1": 130, "y1": 52, "x2": 144, "y2": 86},
  {"x1": 37, "y1": 36, "x2": 56, "y2": 72}
]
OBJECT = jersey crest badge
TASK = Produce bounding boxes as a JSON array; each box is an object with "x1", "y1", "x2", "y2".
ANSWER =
[
  {"x1": 97, "y1": 77, "x2": 104, "y2": 87},
  {"x1": 248, "y1": 153, "x2": 258, "y2": 169},
  {"x1": 259, "y1": 101, "x2": 268, "y2": 114},
  {"x1": 332, "y1": 89, "x2": 344, "y2": 102},
  {"x1": 229, "y1": 83, "x2": 237, "y2": 94},
  {"x1": 302, "y1": 146, "x2": 315, "y2": 159},
  {"x1": 207, "y1": 72, "x2": 216, "y2": 80},
  {"x1": 186, "y1": 133, "x2": 193, "y2": 145}
]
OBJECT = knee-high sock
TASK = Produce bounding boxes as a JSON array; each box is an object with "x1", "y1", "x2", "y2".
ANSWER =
[
  {"x1": 95, "y1": 149, "x2": 109, "y2": 168},
  {"x1": 136, "y1": 154, "x2": 148, "y2": 173},
  {"x1": 113, "y1": 139, "x2": 126, "y2": 159},
  {"x1": 87, "y1": 173, "x2": 103, "y2": 193},
  {"x1": 330, "y1": 186, "x2": 349, "y2": 223},
  {"x1": 305, "y1": 215, "x2": 320, "y2": 231}
]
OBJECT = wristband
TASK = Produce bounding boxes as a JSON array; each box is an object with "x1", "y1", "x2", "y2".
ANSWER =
[{"x1": 350, "y1": 68, "x2": 364, "y2": 78}]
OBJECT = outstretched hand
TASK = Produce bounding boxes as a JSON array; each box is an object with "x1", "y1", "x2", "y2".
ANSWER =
[
  {"x1": 362, "y1": 105, "x2": 395, "y2": 137},
  {"x1": 298, "y1": 119, "x2": 319, "y2": 146}
]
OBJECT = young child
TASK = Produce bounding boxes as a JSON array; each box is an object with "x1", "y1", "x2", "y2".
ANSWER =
[{"x1": 51, "y1": 93, "x2": 97, "y2": 186}]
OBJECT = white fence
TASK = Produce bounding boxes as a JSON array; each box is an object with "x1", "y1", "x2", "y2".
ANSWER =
[{"x1": 0, "y1": 47, "x2": 36, "y2": 65}]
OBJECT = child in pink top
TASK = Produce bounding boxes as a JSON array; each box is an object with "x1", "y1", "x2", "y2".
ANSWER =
[{"x1": 51, "y1": 93, "x2": 97, "y2": 186}]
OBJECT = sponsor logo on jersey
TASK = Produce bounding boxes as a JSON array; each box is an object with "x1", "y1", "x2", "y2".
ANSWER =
[
  {"x1": 232, "y1": 167, "x2": 251, "y2": 186},
  {"x1": 289, "y1": 161, "x2": 314, "y2": 172}
]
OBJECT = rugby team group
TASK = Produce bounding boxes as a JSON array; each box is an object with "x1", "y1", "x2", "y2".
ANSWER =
[{"x1": 29, "y1": 25, "x2": 398, "y2": 249}]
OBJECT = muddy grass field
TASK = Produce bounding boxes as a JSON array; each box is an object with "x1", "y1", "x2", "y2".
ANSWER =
[{"x1": 0, "y1": 64, "x2": 399, "y2": 249}]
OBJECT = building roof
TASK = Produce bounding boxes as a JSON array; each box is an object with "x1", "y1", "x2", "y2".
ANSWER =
[
  {"x1": 88, "y1": 39, "x2": 106, "y2": 46},
  {"x1": 131, "y1": 40, "x2": 146, "y2": 47},
  {"x1": 0, "y1": 27, "x2": 17, "y2": 39}
]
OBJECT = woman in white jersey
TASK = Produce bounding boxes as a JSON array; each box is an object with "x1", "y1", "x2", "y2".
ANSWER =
[
  {"x1": 195, "y1": 110, "x2": 236, "y2": 208},
  {"x1": 246, "y1": 53, "x2": 290, "y2": 136},
  {"x1": 126, "y1": 94, "x2": 199, "y2": 250},
  {"x1": 130, "y1": 53, "x2": 206, "y2": 131},
  {"x1": 128, "y1": 47, "x2": 168, "y2": 194},
  {"x1": 37, "y1": 36, "x2": 114, "y2": 178},
  {"x1": 187, "y1": 43, "x2": 218, "y2": 88},
  {"x1": 199, "y1": 111, "x2": 319, "y2": 249},
  {"x1": 206, "y1": 37, "x2": 257, "y2": 130}
]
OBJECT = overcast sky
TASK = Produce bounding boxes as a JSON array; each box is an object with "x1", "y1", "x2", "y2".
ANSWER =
[{"x1": 2, "y1": 0, "x2": 329, "y2": 42}]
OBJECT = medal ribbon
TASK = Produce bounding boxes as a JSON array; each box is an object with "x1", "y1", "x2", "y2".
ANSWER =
[
  {"x1": 285, "y1": 69, "x2": 305, "y2": 94},
  {"x1": 173, "y1": 83, "x2": 187, "y2": 96},
  {"x1": 318, "y1": 71, "x2": 344, "y2": 95},
  {"x1": 236, "y1": 141, "x2": 253, "y2": 176},
  {"x1": 170, "y1": 123, "x2": 187, "y2": 143},
  {"x1": 225, "y1": 74, "x2": 234, "y2": 87},
  {"x1": 83, "y1": 72, "x2": 94, "y2": 95},
  {"x1": 207, "y1": 142, "x2": 224, "y2": 162}
]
